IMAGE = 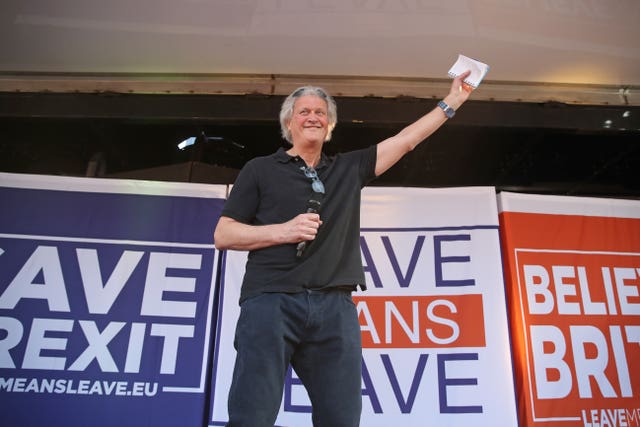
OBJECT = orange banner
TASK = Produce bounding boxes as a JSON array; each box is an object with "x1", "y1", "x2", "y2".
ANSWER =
[
  {"x1": 500, "y1": 202, "x2": 640, "y2": 427},
  {"x1": 354, "y1": 295, "x2": 486, "y2": 349}
]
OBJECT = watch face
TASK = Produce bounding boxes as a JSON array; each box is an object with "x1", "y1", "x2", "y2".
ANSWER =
[
  {"x1": 445, "y1": 107, "x2": 455, "y2": 118},
  {"x1": 438, "y1": 100, "x2": 455, "y2": 118}
]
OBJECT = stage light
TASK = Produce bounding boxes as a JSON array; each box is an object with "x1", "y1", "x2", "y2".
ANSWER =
[
  {"x1": 178, "y1": 133, "x2": 241, "y2": 151},
  {"x1": 178, "y1": 136, "x2": 197, "y2": 150},
  {"x1": 178, "y1": 133, "x2": 225, "y2": 151}
]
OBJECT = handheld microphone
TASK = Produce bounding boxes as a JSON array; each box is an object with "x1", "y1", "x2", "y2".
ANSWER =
[{"x1": 296, "y1": 198, "x2": 322, "y2": 258}]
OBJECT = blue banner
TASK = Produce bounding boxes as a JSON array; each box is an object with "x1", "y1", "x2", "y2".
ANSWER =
[{"x1": 0, "y1": 174, "x2": 226, "y2": 427}]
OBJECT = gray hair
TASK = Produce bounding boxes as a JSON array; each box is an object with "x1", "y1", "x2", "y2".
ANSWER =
[{"x1": 279, "y1": 86, "x2": 337, "y2": 144}]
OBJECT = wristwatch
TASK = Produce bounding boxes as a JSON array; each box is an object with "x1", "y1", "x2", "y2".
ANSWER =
[{"x1": 437, "y1": 100, "x2": 456, "y2": 119}]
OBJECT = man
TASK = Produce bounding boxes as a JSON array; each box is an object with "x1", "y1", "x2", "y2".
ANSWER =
[{"x1": 214, "y1": 70, "x2": 472, "y2": 427}]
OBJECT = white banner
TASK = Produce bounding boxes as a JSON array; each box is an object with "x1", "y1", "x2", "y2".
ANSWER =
[{"x1": 209, "y1": 186, "x2": 518, "y2": 427}]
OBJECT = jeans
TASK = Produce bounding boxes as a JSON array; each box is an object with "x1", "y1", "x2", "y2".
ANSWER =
[{"x1": 226, "y1": 288, "x2": 362, "y2": 427}]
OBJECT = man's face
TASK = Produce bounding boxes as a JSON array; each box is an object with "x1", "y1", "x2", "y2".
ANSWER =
[{"x1": 288, "y1": 95, "x2": 329, "y2": 145}]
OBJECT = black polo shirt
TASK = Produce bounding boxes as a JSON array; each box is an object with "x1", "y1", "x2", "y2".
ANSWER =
[{"x1": 220, "y1": 145, "x2": 377, "y2": 302}]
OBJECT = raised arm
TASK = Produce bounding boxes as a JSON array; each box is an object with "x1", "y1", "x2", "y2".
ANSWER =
[
  {"x1": 214, "y1": 213, "x2": 322, "y2": 251},
  {"x1": 375, "y1": 70, "x2": 472, "y2": 176}
]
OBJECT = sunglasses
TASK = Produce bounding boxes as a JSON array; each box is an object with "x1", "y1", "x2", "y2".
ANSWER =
[{"x1": 301, "y1": 166, "x2": 325, "y2": 194}]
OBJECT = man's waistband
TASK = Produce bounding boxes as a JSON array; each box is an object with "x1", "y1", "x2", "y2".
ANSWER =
[{"x1": 305, "y1": 285, "x2": 358, "y2": 293}]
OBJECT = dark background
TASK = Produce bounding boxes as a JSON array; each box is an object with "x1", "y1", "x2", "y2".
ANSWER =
[{"x1": 1, "y1": 92, "x2": 638, "y2": 198}]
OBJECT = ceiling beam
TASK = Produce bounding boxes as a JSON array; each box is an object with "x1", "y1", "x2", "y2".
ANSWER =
[{"x1": 1, "y1": 72, "x2": 637, "y2": 106}]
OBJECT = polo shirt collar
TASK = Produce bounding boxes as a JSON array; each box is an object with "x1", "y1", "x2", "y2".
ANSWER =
[{"x1": 275, "y1": 147, "x2": 329, "y2": 169}]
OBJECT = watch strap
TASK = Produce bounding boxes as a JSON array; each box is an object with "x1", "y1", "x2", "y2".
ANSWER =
[{"x1": 437, "y1": 100, "x2": 456, "y2": 118}]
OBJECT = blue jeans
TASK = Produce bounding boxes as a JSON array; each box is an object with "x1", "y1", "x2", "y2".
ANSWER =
[{"x1": 227, "y1": 289, "x2": 362, "y2": 427}]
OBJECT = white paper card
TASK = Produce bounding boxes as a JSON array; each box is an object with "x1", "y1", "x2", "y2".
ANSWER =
[{"x1": 448, "y1": 54, "x2": 490, "y2": 88}]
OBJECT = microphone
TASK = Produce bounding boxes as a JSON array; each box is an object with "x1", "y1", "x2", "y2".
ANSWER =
[{"x1": 296, "y1": 197, "x2": 322, "y2": 258}]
